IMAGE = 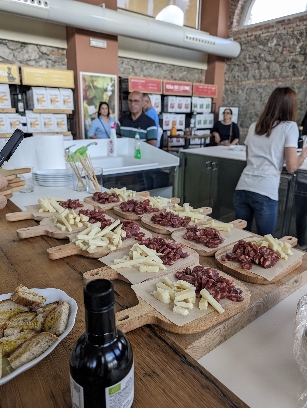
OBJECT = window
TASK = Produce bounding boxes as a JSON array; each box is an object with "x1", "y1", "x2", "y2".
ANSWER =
[{"x1": 245, "y1": 0, "x2": 307, "y2": 25}]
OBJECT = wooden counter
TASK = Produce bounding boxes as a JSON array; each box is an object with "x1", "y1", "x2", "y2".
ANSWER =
[{"x1": 0, "y1": 200, "x2": 247, "y2": 408}]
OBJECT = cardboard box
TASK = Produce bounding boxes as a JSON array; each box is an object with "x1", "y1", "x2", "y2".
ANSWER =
[
  {"x1": 195, "y1": 114, "x2": 203, "y2": 129},
  {"x1": 41, "y1": 113, "x2": 55, "y2": 132},
  {"x1": 202, "y1": 114, "x2": 209, "y2": 128},
  {"x1": 203, "y1": 98, "x2": 212, "y2": 113},
  {"x1": 176, "y1": 114, "x2": 186, "y2": 130},
  {"x1": 0, "y1": 114, "x2": 8, "y2": 133},
  {"x1": 176, "y1": 97, "x2": 184, "y2": 112},
  {"x1": 150, "y1": 94, "x2": 161, "y2": 113},
  {"x1": 54, "y1": 114, "x2": 68, "y2": 132},
  {"x1": 164, "y1": 96, "x2": 177, "y2": 112},
  {"x1": 182, "y1": 97, "x2": 191, "y2": 113},
  {"x1": 59, "y1": 88, "x2": 74, "y2": 110},
  {"x1": 6, "y1": 114, "x2": 22, "y2": 132},
  {"x1": 46, "y1": 88, "x2": 62, "y2": 109},
  {"x1": 162, "y1": 113, "x2": 172, "y2": 130},
  {"x1": 0, "y1": 84, "x2": 11, "y2": 109},
  {"x1": 191, "y1": 97, "x2": 199, "y2": 113},
  {"x1": 168, "y1": 130, "x2": 184, "y2": 147},
  {"x1": 27, "y1": 87, "x2": 48, "y2": 109},
  {"x1": 26, "y1": 110, "x2": 42, "y2": 132},
  {"x1": 207, "y1": 113, "x2": 214, "y2": 128}
]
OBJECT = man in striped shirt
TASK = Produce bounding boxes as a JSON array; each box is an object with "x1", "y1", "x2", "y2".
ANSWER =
[{"x1": 117, "y1": 91, "x2": 157, "y2": 146}]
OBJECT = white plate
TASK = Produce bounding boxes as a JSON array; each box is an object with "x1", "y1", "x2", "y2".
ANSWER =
[
  {"x1": 0, "y1": 288, "x2": 78, "y2": 386},
  {"x1": 34, "y1": 170, "x2": 73, "y2": 176},
  {"x1": 36, "y1": 181, "x2": 72, "y2": 187}
]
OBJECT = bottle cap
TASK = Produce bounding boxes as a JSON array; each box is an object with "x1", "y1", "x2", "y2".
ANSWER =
[{"x1": 84, "y1": 279, "x2": 114, "y2": 310}]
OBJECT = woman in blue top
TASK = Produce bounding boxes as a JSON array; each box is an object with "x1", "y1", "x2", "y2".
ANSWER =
[{"x1": 88, "y1": 101, "x2": 116, "y2": 139}]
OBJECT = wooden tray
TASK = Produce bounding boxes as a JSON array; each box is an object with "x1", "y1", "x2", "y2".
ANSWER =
[
  {"x1": 215, "y1": 236, "x2": 303, "y2": 284},
  {"x1": 112, "y1": 197, "x2": 180, "y2": 221},
  {"x1": 84, "y1": 191, "x2": 150, "y2": 211},
  {"x1": 6, "y1": 201, "x2": 94, "y2": 222},
  {"x1": 171, "y1": 220, "x2": 252, "y2": 256},
  {"x1": 16, "y1": 213, "x2": 115, "y2": 239},
  {"x1": 141, "y1": 207, "x2": 212, "y2": 235},
  {"x1": 98, "y1": 246, "x2": 199, "y2": 285},
  {"x1": 47, "y1": 226, "x2": 152, "y2": 260},
  {"x1": 85, "y1": 269, "x2": 250, "y2": 334}
]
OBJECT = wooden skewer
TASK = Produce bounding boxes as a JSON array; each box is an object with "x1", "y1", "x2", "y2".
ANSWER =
[
  {"x1": 64, "y1": 155, "x2": 87, "y2": 189},
  {"x1": 78, "y1": 155, "x2": 100, "y2": 191}
]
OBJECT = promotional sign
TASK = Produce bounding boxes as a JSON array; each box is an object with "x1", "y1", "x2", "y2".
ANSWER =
[
  {"x1": 163, "y1": 80, "x2": 192, "y2": 96},
  {"x1": 21, "y1": 66, "x2": 74, "y2": 88},
  {"x1": 0, "y1": 64, "x2": 20, "y2": 84},
  {"x1": 80, "y1": 72, "x2": 117, "y2": 138},
  {"x1": 193, "y1": 83, "x2": 218, "y2": 98},
  {"x1": 129, "y1": 77, "x2": 162, "y2": 94}
]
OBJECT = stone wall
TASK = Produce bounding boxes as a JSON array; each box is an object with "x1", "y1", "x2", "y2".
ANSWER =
[
  {"x1": 118, "y1": 57, "x2": 205, "y2": 83},
  {"x1": 227, "y1": 1, "x2": 307, "y2": 140},
  {"x1": 0, "y1": 39, "x2": 66, "y2": 68}
]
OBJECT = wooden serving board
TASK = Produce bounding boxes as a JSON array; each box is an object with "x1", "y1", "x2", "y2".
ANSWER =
[
  {"x1": 16, "y1": 213, "x2": 115, "y2": 239},
  {"x1": 112, "y1": 271, "x2": 250, "y2": 334},
  {"x1": 0, "y1": 167, "x2": 31, "y2": 178},
  {"x1": 6, "y1": 202, "x2": 94, "y2": 222},
  {"x1": 140, "y1": 207, "x2": 212, "y2": 235},
  {"x1": 47, "y1": 227, "x2": 152, "y2": 260},
  {"x1": 215, "y1": 236, "x2": 303, "y2": 284},
  {"x1": 112, "y1": 197, "x2": 180, "y2": 221},
  {"x1": 84, "y1": 191, "x2": 150, "y2": 211},
  {"x1": 171, "y1": 220, "x2": 252, "y2": 257},
  {"x1": 98, "y1": 246, "x2": 199, "y2": 285}
]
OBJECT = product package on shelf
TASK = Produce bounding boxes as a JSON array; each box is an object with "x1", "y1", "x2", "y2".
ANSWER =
[
  {"x1": 59, "y1": 88, "x2": 74, "y2": 110},
  {"x1": 26, "y1": 110, "x2": 42, "y2": 133},
  {"x1": 6, "y1": 113, "x2": 22, "y2": 132},
  {"x1": 41, "y1": 113, "x2": 55, "y2": 132},
  {"x1": 150, "y1": 94, "x2": 161, "y2": 114},
  {"x1": 163, "y1": 96, "x2": 176, "y2": 112},
  {"x1": 27, "y1": 87, "x2": 48, "y2": 110},
  {"x1": 0, "y1": 84, "x2": 11, "y2": 109},
  {"x1": 54, "y1": 114, "x2": 68, "y2": 132},
  {"x1": 176, "y1": 114, "x2": 186, "y2": 130},
  {"x1": 46, "y1": 88, "x2": 62, "y2": 109},
  {"x1": 0, "y1": 114, "x2": 8, "y2": 133},
  {"x1": 168, "y1": 130, "x2": 184, "y2": 147},
  {"x1": 162, "y1": 113, "x2": 172, "y2": 130}
]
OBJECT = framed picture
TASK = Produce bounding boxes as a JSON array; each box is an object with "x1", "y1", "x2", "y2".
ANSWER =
[
  {"x1": 80, "y1": 72, "x2": 117, "y2": 138},
  {"x1": 218, "y1": 106, "x2": 239, "y2": 124}
]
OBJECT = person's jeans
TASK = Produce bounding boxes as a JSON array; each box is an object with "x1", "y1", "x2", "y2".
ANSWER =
[
  {"x1": 233, "y1": 190, "x2": 278, "y2": 236},
  {"x1": 295, "y1": 181, "x2": 307, "y2": 245}
]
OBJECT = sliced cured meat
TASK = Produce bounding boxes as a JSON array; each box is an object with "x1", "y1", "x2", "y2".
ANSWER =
[
  {"x1": 151, "y1": 210, "x2": 191, "y2": 228},
  {"x1": 119, "y1": 199, "x2": 159, "y2": 215},
  {"x1": 183, "y1": 225, "x2": 224, "y2": 248}
]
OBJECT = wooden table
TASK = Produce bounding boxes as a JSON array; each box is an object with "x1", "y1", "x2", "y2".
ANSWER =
[{"x1": 0, "y1": 200, "x2": 248, "y2": 408}]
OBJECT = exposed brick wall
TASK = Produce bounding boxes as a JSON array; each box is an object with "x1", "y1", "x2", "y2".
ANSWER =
[{"x1": 225, "y1": 0, "x2": 307, "y2": 141}]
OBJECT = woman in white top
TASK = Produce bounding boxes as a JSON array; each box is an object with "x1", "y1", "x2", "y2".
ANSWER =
[{"x1": 234, "y1": 87, "x2": 307, "y2": 236}]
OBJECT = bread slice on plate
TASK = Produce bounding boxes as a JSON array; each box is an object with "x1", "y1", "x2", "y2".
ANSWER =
[
  {"x1": 0, "y1": 300, "x2": 29, "y2": 325},
  {"x1": 36, "y1": 301, "x2": 59, "y2": 319},
  {"x1": 43, "y1": 301, "x2": 70, "y2": 336},
  {"x1": 0, "y1": 311, "x2": 36, "y2": 337},
  {"x1": 8, "y1": 332, "x2": 58, "y2": 370},
  {"x1": 0, "y1": 329, "x2": 36, "y2": 356},
  {"x1": 11, "y1": 285, "x2": 46, "y2": 308},
  {"x1": 3, "y1": 314, "x2": 44, "y2": 337}
]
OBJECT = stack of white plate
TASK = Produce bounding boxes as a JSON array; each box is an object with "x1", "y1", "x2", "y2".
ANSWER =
[{"x1": 34, "y1": 169, "x2": 74, "y2": 187}]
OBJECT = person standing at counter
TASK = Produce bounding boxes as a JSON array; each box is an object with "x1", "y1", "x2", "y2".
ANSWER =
[
  {"x1": 234, "y1": 87, "x2": 307, "y2": 236},
  {"x1": 143, "y1": 94, "x2": 160, "y2": 147},
  {"x1": 117, "y1": 91, "x2": 157, "y2": 146},
  {"x1": 88, "y1": 102, "x2": 116, "y2": 139},
  {"x1": 212, "y1": 108, "x2": 240, "y2": 146}
]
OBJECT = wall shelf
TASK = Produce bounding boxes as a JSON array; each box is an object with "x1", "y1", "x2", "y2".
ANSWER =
[
  {"x1": 32, "y1": 109, "x2": 73, "y2": 114},
  {"x1": 0, "y1": 108, "x2": 16, "y2": 113}
]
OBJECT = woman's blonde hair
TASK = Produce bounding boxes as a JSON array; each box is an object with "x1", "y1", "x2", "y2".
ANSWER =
[{"x1": 255, "y1": 87, "x2": 297, "y2": 137}]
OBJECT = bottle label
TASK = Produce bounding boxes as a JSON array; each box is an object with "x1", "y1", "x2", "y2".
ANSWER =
[
  {"x1": 70, "y1": 364, "x2": 134, "y2": 408},
  {"x1": 18, "y1": 101, "x2": 24, "y2": 113},
  {"x1": 70, "y1": 375, "x2": 85, "y2": 408},
  {"x1": 108, "y1": 139, "x2": 114, "y2": 154},
  {"x1": 105, "y1": 363, "x2": 134, "y2": 408}
]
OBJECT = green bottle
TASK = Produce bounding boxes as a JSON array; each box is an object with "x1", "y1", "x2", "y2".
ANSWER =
[{"x1": 134, "y1": 133, "x2": 141, "y2": 159}]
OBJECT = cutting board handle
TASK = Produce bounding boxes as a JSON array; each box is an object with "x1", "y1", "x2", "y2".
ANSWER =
[
  {"x1": 6, "y1": 211, "x2": 34, "y2": 221},
  {"x1": 116, "y1": 297, "x2": 158, "y2": 333},
  {"x1": 17, "y1": 226, "x2": 49, "y2": 239},
  {"x1": 47, "y1": 243, "x2": 82, "y2": 260},
  {"x1": 232, "y1": 219, "x2": 247, "y2": 229},
  {"x1": 280, "y1": 236, "x2": 298, "y2": 247}
]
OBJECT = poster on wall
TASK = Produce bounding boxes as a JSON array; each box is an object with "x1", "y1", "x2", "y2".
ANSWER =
[
  {"x1": 218, "y1": 106, "x2": 239, "y2": 124},
  {"x1": 80, "y1": 72, "x2": 117, "y2": 139}
]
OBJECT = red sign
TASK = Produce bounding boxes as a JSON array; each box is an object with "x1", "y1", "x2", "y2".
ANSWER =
[
  {"x1": 163, "y1": 80, "x2": 192, "y2": 96},
  {"x1": 193, "y1": 83, "x2": 218, "y2": 98},
  {"x1": 128, "y1": 77, "x2": 162, "y2": 94}
]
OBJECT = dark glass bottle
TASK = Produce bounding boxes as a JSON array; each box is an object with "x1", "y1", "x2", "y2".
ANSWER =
[
  {"x1": 298, "y1": 126, "x2": 303, "y2": 149},
  {"x1": 70, "y1": 279, "x2": 134, "y2": 408}
]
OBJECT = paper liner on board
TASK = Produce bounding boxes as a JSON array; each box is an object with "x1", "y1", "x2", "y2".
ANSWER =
[
  {"x1": 131, "y1": 271, "x2": 249, "y2": 327},
  {"x1": 99, "y1": 246, "x2": 199, "y2": 285}
]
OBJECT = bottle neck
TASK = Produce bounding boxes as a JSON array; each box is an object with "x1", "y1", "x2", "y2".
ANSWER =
[{"x1": 85, "y1": 304, "x2": 117, "y2": 345}]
